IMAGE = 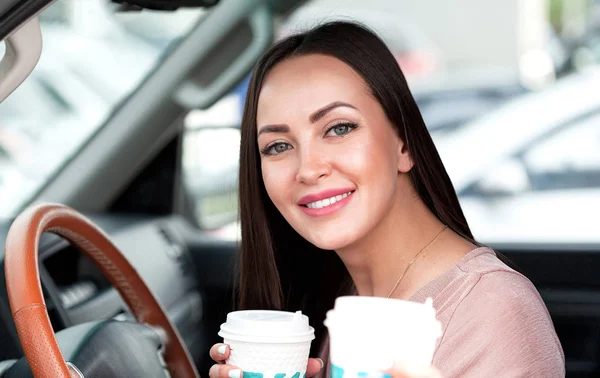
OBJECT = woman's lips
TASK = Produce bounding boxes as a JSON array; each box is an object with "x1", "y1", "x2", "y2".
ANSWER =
[
  {"x1": 298, "y1": 188, "x2": 356, "y2": 205},
  {"x1": 298, "y1": 190, "x2": 355, "y2": 217}
]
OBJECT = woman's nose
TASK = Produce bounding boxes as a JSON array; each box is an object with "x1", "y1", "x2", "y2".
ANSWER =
[{"x1": 295, "y1": 148, "x2": 332, "y2": 185}]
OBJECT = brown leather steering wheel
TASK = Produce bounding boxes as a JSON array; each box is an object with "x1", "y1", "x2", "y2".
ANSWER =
[{"x1": 4, "y1": 203, "x2": 200, "y2": 378}]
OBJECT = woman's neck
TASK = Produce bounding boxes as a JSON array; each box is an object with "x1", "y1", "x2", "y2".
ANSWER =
[{"x1": 334, "y1": 183, "x2": 445, "y2": 298}]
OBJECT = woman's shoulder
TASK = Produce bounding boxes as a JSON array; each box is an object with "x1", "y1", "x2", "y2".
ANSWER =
[
  {"x1": 455, "y1": 246, "x2": 548, "y2": 317},
  {"x1": 412, "y1": 246, "x2": 542, "y2": 310},
  {"x1": 456, "y1": 246, "x2": 523, "y2": 276},
  {"x1": 432, "y1": 247, "x2": 565, "y2": 377},
  {"x1": 416, "y1": 246, "x2": 560, "y2": 344}
]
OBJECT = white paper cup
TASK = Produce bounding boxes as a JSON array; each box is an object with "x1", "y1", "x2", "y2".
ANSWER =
[
  {"x1": 219, "y1": 310, "x2": 315, "y2": 378},
  {"x1": 324, "y1": 296, "x2": 441, "y2": 377}
]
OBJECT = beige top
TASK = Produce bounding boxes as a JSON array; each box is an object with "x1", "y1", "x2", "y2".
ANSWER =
[{"x1": 409, "y1": 247, "x2": 565, "y2": 377}]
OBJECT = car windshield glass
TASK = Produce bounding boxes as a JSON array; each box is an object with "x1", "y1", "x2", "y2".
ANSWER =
[{"x1": 0, "y1": 0, "x2": 205, "y2": 217}]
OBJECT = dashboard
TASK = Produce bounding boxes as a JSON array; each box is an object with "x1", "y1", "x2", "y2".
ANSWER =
[{"x1": 0, "y1": 213, "x2": 207, "y2": 367}]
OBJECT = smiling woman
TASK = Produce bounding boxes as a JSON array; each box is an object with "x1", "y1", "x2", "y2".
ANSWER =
[
  {"x1": 255, "y1": 53, "x2": 419, "y2": 251},
  {"x1": 208, "y1": 21, "x2": 565, "y2": 378}
]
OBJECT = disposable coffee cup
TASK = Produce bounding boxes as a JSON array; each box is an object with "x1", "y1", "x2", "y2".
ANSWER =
[
  {"x1": 324, "y1": 296, "x2": 441, "y2": 378},
  {"x1": 219, "y1": 310, "x2": 315, "y2": 378}
]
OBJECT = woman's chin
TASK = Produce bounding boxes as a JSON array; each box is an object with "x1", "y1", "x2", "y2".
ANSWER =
[{"x1": 304, "y1": 232, "x2": 358, "y2": 251}]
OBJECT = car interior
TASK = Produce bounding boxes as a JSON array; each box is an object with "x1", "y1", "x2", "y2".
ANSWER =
[{"x1": 0, "y1": 0, "x2": 599, "y2": 377}]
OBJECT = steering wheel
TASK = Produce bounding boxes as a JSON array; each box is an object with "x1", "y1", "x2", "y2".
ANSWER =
[{"x1": 3, "y1": 203, "x2": 200, "y2": 378}]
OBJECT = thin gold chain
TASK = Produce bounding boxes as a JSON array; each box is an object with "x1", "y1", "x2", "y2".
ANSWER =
[{"x1": 386, "y1": 225, "x2": 448, "y2": 299}]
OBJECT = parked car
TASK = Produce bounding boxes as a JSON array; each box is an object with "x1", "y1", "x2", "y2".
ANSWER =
[
  {"x1": 436, "y1": 67, "x2": 600, "y2": 243},
  {"x1": 411, "y1": 67, "x2": 529, "y2": 136}
]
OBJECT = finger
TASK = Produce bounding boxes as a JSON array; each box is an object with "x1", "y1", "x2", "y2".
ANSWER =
[
  {"x1": 209, "y1": 343, "x2": 230, "y2": 363},
  {"x1": 209, "y1": 363, "x2": 243, "y2": 378},
  {"x1": 306, "y1": 358, "x2": 324, "y2": 377}
]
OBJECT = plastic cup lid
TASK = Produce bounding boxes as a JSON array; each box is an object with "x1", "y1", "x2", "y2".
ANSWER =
[
  {"x1": 330, "y1": 296, "x2": 437, "y2": 318},
  {"x1": 219, "y1": 310, "x2": 315, "y2": 343},
  {"x1": 324, "y1": 296, "x2": 441, "y2": 338}
]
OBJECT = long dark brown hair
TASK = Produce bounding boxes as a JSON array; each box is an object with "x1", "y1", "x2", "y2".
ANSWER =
[{"x1": 237, "y1": 21, "x2": 478, "y2": 363}]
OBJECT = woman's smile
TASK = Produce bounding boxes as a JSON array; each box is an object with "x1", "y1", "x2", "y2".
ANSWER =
[{"x1": 297, "y1": 188, "x2": 356, "y2": 217}]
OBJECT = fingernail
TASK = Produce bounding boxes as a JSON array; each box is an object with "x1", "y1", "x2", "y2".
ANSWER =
[
  {"x1": 218, "y1": 345, "x2": 227, "y2": 355},
  {"x1": 229, "y1": 369, "x2": 242, "y2": 378},
  {"x1": 316, "y1": 358, "x2": 324, "y2": 370}
]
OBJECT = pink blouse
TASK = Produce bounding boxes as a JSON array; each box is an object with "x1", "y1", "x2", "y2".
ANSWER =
[{"x1": 409, "y1": 247, "x2": 565, "y2": 377}]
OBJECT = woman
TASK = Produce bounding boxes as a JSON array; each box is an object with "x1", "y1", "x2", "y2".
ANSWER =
[{"x1": 209, "y1": 21, "x2": 565, "y2": 378}]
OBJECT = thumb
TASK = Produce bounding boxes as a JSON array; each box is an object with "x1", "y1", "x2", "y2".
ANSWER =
[{"x1": 306, "y1": 358, "x2": 325, "y2": 377}]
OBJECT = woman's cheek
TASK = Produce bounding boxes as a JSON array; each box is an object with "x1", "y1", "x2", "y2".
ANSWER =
[
  {"x1": 261, "y1": 165, "x2": 278, "y2": 197},
  {"x1": 334, "y1": 140, "x2": 372, "y2": 174},
  {"x1": 262, "y1": 161, "x2": 294, "y2": 205}
]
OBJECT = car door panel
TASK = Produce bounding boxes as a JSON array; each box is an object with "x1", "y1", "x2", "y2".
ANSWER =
[{"x1": 171, "y1": 218, "x2": 238, "y2": 374}]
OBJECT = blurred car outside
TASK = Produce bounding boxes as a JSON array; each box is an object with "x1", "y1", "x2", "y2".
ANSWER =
[
  {"x1": 435, "y1": 67, "x2": 600, "y2": 244},
  {"x1": 409, "y1": 67, "x2": 529, "y2": 137}
]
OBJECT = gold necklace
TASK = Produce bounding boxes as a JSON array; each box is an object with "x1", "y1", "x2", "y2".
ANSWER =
[{"x1": 386, "y1": 225, "x2": 448, "y2": 299}]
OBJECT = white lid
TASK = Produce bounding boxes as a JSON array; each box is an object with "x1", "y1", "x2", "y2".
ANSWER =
[
  {"x1": 219, "y1": 310, "x2": 315, "y2": 343},
  {"x1": 324, "y1": 296, "x2": 441, "y2": 338},
  {"x1": 332, "y1": 296, "x2": 437, "y2": 318}
]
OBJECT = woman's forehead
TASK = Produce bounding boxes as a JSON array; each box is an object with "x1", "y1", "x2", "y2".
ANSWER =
[{"x1": 256, "y1": 54, "x2": 370, "y2": 123}]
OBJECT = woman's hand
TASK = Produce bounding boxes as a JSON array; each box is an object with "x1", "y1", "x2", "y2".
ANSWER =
[
  {"x1": 209, "y1": 343, "x2": 324, "y2": 378},
  {"x1": 389, "y1": 365, "x2": 442, "y2": 378}
]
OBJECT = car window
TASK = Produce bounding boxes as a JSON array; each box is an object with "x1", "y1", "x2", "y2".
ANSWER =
[
  {"x1": 0, "y1": 1, "x2": 205, "y2": 217},
  {"x1": 178, "y1": 1, "x2": 600, "y2": 244}
]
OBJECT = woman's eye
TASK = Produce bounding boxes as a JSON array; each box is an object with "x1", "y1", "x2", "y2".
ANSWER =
[
  {"x1": 262, "y1": 142, "x2": 292, "y2": 156},
  {"x1": 326, "y1": 122, "x2": 357, "y2": 137}
]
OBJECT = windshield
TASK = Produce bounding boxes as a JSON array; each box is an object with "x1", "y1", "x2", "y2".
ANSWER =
[{"x1": 0, "y1": 0, "x2": 204, "y2": 217}]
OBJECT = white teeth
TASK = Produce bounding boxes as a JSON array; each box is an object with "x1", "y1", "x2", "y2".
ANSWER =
[{"x1": 305, "y1": 191, "x2": 353, "y2": 209}]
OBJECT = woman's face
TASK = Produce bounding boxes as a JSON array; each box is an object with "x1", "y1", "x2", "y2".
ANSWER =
[{"x1": 256, "y1": 54, "x2": 412, "y2": 250}]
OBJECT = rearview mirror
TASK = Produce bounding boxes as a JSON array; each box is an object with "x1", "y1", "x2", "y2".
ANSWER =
[{"x1": 112, "y1": 0, "x2": 220, "y2": 11}]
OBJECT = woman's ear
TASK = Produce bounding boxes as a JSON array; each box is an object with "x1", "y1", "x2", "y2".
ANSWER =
[{"x1": 397, "y1": 139, "x2": 414, "y2": 173}]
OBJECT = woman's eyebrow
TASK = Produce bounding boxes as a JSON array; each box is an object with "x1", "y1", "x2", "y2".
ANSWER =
[
  {"x1": 257, "y1": 101, "x2": 356, "y2": 137},
  {"x1": 309, "y1": 101, "x2": 357, "y2": 123},
  {"x1": 257, "y1": 124, "x2": 289, "y2": 138}
]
